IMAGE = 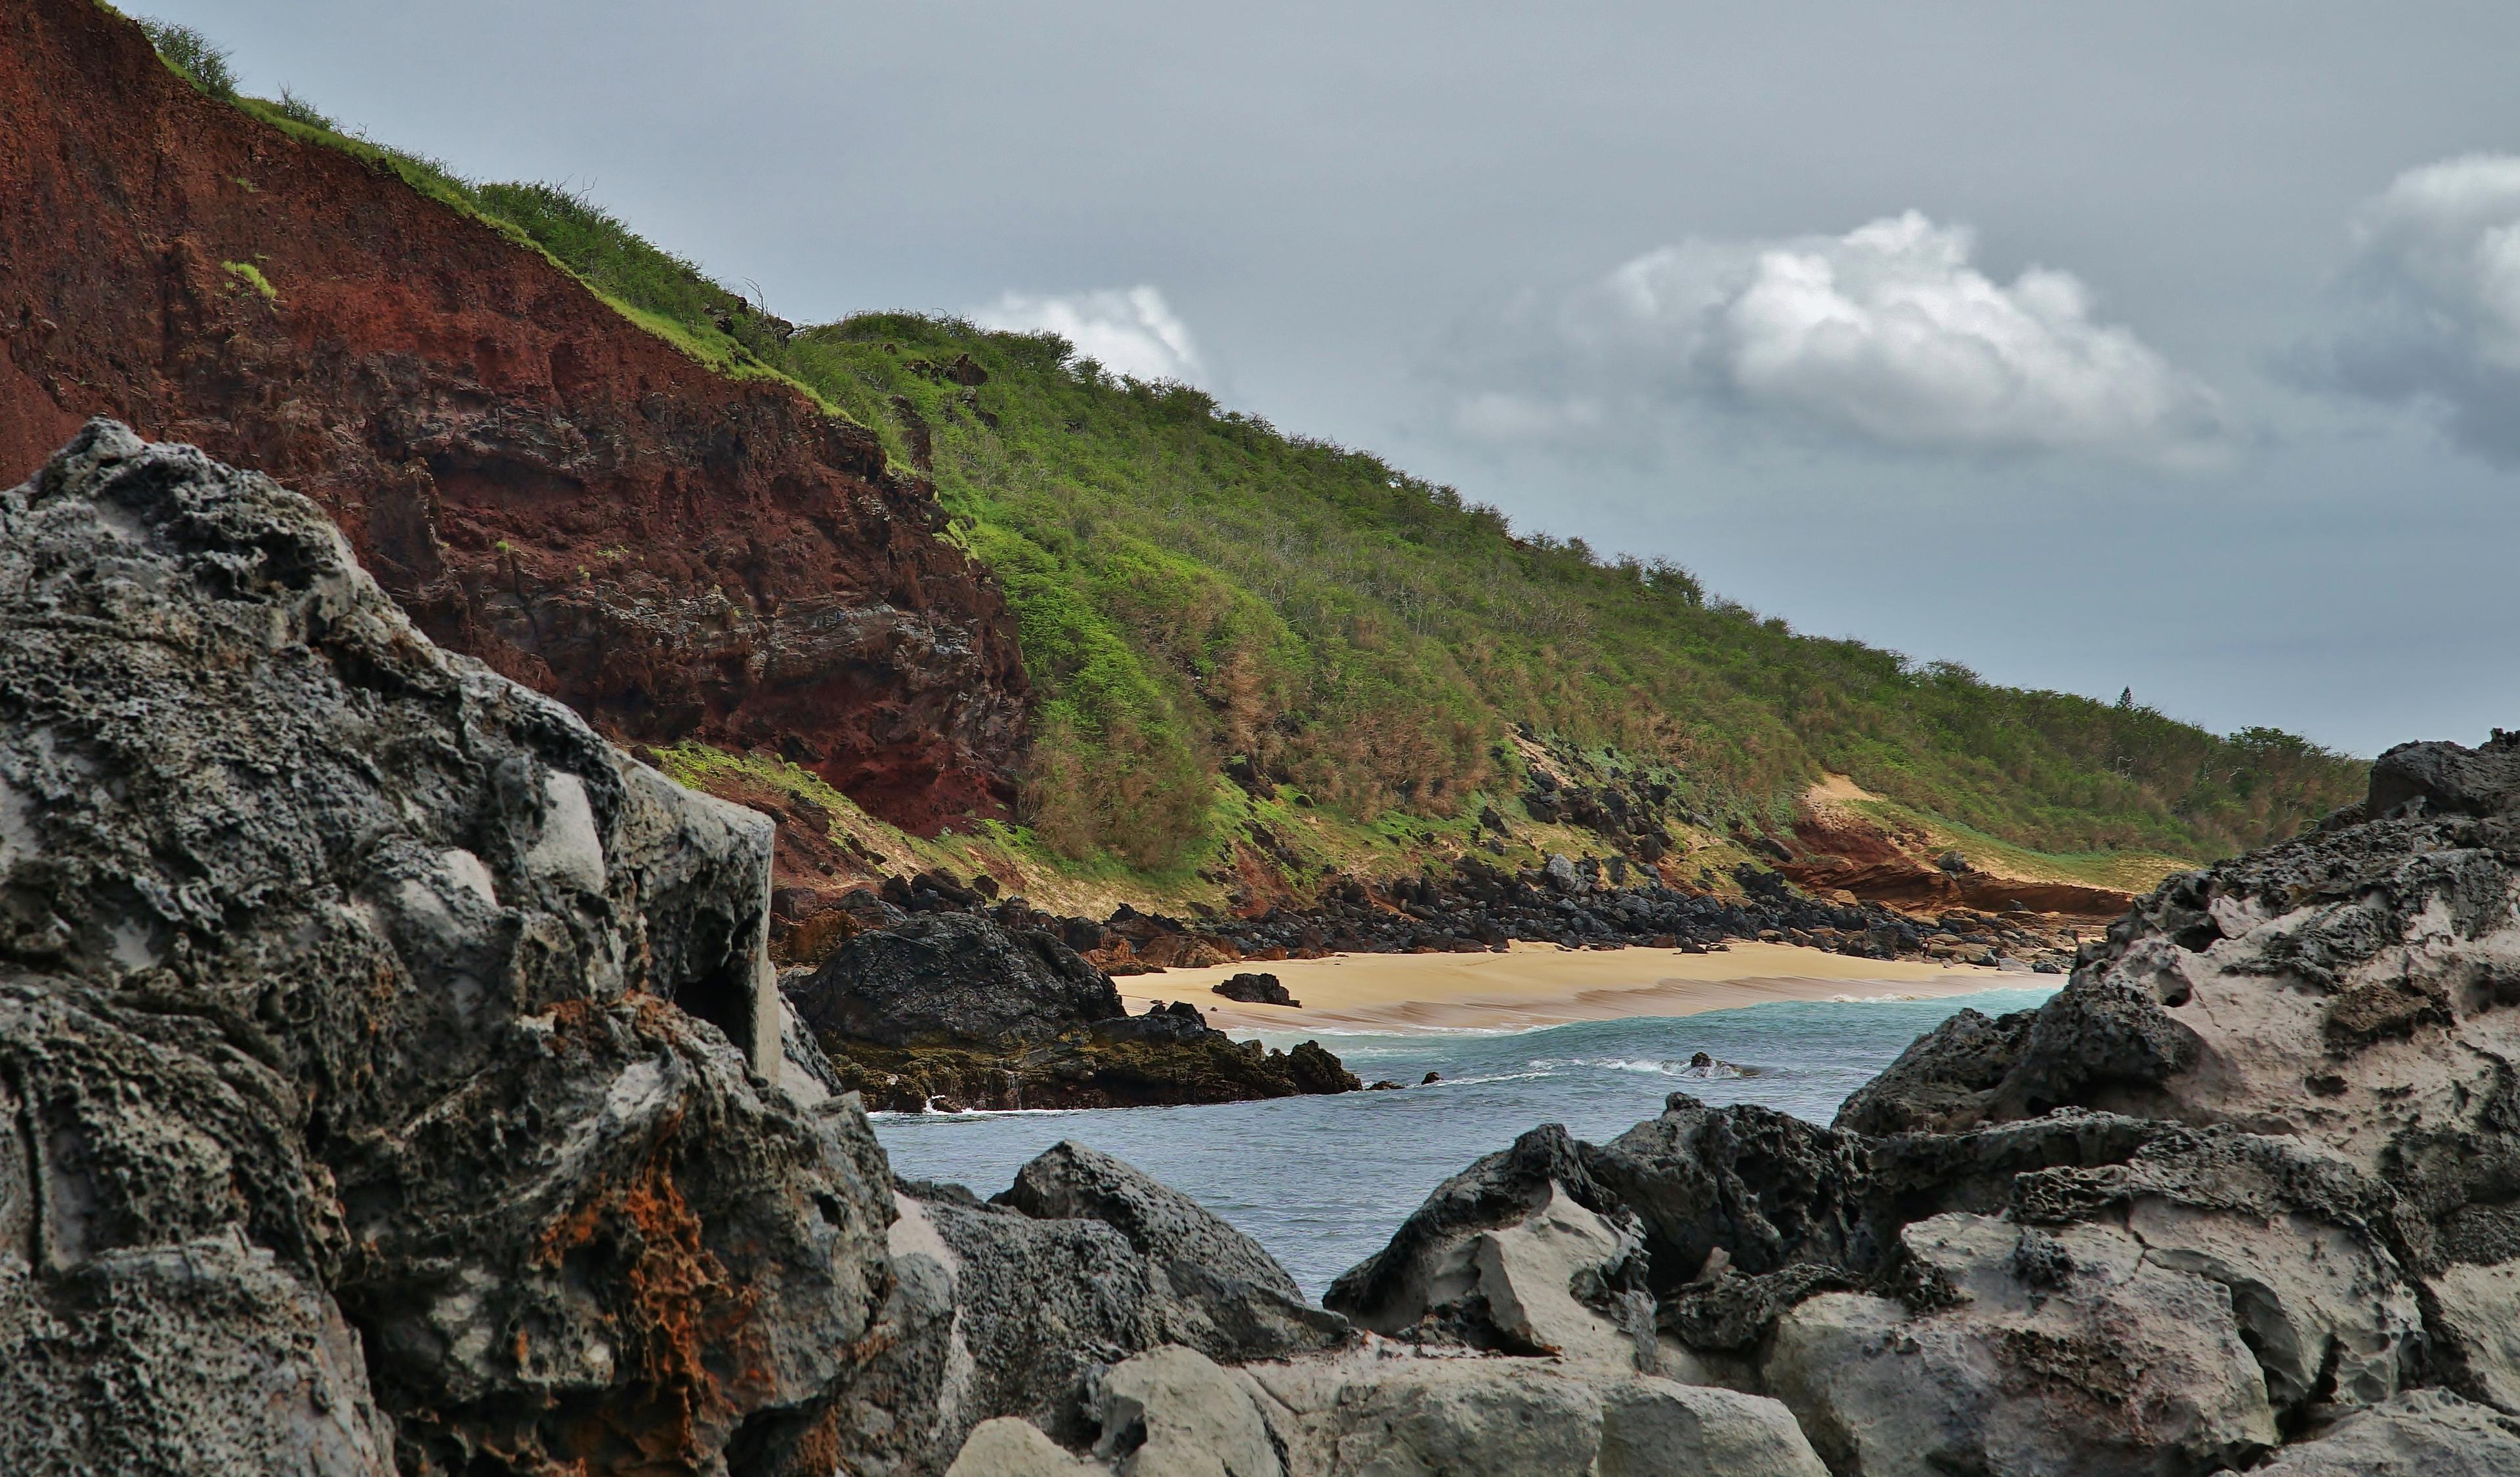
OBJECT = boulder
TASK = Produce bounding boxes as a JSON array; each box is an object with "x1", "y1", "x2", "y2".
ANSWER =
[
  {"x1": 1213, "y1": 972, "x2": 1299, "y2": 1007},
  {"x1": 864, "y1": 1168, "x2": 1348, "y2": 1470},
  {"x1": 0, "y1": 425, "x2": 894, "y2": 1473},
  {"x1": 791, "y1": 911, "x2": 1125, "y2": 1046},
  {"x1": 1230, "y1": 1354, "x2": 1825, "y2": 1477},
  {"x1": 1325, "y1": 1125, "x2": 1648, "y2": 1362},
  {"x1": 944, "y1": 1419, "x2": 1104, "y2": 1477},
  {"x1": 1250, "y1": 1356, "x2": 1606, "y2": 1477},
  {"x1": 998, "y1": 1141, "x2": 1305, "y2": 1301},
  {"x1": 1091, "y1": 1346, "x2": 1280, "y2": 1477},
  {"x1": 1596, "y1": 1380, "x2": 1830, "y2": 1477},
  {"x1": 1765, "y1": 1215, "x2": 2278, "y2": 1477}
]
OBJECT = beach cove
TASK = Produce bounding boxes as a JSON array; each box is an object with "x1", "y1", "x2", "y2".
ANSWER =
[{"x1": 1122, "y1": 938, "x2": 2023, "y2": 1035}]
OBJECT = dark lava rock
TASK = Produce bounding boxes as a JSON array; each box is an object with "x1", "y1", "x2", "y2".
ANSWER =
[
  {"x1": 1213, "y1": 971, "x2": 1300, "y2": 1006},
  {"x1": 789, "y1": 911, "x2": 1124, "y2": 1047},
  {"x1": 0, "y1": 424, "x2": 893, "y2": 1474},
  {"x1": 862, "y1": 1167, "x2": 1349, "y2": 1468},
  {"x1": 997, "y1": 1140, "x2": 1305, "y2": 1300},
  {"x1": 2367, "y1": 730, "x2": 2520, "y2": 820}
]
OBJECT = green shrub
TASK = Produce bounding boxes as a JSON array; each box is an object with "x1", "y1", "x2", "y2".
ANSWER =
[
  {"x1": 270, "y1": 87, "x2": 334, "y2": 131},
  {"x1": 137, "y1": 17, "x2": 236, "y2": 98}
]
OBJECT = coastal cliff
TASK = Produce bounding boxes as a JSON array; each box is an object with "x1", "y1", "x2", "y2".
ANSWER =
[{"x1": 0, "y1": 0, "x2": 1027, "y2": 835}]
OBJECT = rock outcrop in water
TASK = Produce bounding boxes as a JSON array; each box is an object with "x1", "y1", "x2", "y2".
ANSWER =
[
  {"x1": 0, "y1": 423, "x2": 895, "y2": 1473},
  {"x1": 790, "y1": 911, "x2": 1362, "y2": 1111}
]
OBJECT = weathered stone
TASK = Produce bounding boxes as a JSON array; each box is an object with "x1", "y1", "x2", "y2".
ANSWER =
[
  {"x1": 2249, "y1": 1390, "x2": 2520, "y2": 1475},
  {"x1": 944, "y1": 1418, "x2": 1104, "y2": 1477},
  {"x1": 0, "y1": 424, "x2": 894, "y2": 1474},
  {"x1": 1001, "y1": 1141, "x2": 1301, "y2": 1300},
  {"x1": 1325, "y1": 1124, "x2": 1633, "y2": 1346},
  {"x1": 1091, "y1": 1345, "x2": 1279, "y2": 1477},
  {"x1": 1767, "y1": 1215, "x2": 2277, "y2": 1477},
  {"x1": 1251, "y1": 1355, "x2": 1606, "y2": 1477},
  {"x1": 1595, "y1": 1379, "x2": 1829, "y2": 1477}
]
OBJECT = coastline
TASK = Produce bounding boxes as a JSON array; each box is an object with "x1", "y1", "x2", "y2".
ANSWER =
[{"x1": 1120, "y1": 938, "x2": 2033, "y2": 1035}]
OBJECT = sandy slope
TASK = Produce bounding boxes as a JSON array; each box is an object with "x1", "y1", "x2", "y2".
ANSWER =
[{"x1": 1119, "y1": 940, "x2": 2026, "y2": 1035}]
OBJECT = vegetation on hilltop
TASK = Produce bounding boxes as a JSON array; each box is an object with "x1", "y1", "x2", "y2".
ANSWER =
[{"x1": 142, "y1": 14, "x2": 2369, "y2": 886}]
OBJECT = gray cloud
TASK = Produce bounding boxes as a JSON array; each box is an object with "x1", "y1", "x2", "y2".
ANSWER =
[
  {"x1": 975, "y1": 287, "x2": 1203, "y2": 385},
  {"x1": 1454, "y1": 212, "x2": 2229, "y2": 463},
  {"x1": 2319, "y1": 154, "x2": 2520, "y2": 463}
]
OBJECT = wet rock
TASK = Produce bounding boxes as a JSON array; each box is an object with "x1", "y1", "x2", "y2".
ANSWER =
[{"x1": 0, "y1": 425, "x2": 892, "y2": 1473}]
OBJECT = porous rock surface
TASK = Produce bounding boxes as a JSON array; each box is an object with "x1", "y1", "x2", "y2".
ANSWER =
[
  {"x1": 840, "y1": 1151, "x2": 1349, "y2": 1474},
  {"x1": 998, "y1": 1140, "x2": 1305, "y2": 1302},
  {"x1": 0, "y1": 423, "x2": 895, "y2": 1474}
]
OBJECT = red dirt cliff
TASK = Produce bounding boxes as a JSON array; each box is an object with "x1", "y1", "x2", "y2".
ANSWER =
[{"x1": 0, "y1": 0, "x2": 1026, "y2": 833}]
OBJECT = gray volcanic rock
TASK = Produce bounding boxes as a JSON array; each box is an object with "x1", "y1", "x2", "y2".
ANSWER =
[
  {"x1": 0, "y1": 424, "x2": 894, "y2": 1474},
  {"x1": 998, "y1": 1140, "x2": 1303, "y2": 1301},
  {"x1": 2250, "y1": 1390, "x2": 2520, "y2": 1475},
  {"x1": 1324, "y1": 1125, "x2": 1655, "y2": 1367},
  {"x1": 791, "y1": 911, "x2": 1125, "y2": 1047},
  {"x1": 858, "y1": 1174, "x2": 1349, "y2": 1474}
]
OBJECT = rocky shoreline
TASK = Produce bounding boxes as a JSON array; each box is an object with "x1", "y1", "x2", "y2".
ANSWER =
[{"x1": 9, "y1": 425, "x2": 2516, "y2": 1475}]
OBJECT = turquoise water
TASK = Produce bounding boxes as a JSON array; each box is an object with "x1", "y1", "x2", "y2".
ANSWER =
[{"x1": 873, "y1": 987, "x2": 2054, "y2": 1298}]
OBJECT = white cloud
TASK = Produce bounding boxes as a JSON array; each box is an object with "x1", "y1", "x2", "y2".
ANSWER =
[
  {"x1": 976, "y1": 285, "x2": 1203, "y2": 384},
  {"x1": 1459, "y1": 211, "x2": 2227, "y2": 461},
  {"x1": 2320, "y1": 154, "x2": 2520, "y2": 463}
]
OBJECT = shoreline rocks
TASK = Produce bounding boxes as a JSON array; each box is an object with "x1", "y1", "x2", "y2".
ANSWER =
[
  {"x1": 790, "y1": 910, "x2": 1360, "y2": 1110},
  {"x1": 0, "y1": 423, "x2": 894, "y2": 1472}
]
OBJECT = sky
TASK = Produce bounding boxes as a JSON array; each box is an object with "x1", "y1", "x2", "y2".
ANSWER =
[{"x1": 144, "y1": 1, "x2": 2520, "y2": 757}]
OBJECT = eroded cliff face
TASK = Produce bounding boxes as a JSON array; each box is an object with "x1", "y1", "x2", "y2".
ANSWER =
[{"x1": 0, "y1": 0, "x2": 1024, "y2": 835}]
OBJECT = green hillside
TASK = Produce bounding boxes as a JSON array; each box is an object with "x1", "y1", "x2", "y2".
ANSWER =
[{"x1": 142, "y1": 17, "x2": 2370, "y2": 887}]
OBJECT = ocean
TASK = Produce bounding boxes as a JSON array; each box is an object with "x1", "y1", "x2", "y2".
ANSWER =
[{"x1": 872, "y1": 986, "x2": 2055, "y2": 1298}]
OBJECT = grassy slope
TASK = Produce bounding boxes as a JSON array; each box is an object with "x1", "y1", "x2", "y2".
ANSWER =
[
  {"x1": 142, "y1": 18, "x2": 2368, "y2": 907},
  {"x1": 780, "y1": 318, "x2": 2362, "y2": 882}
]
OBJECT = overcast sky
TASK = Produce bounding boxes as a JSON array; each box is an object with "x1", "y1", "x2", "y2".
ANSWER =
[{"x1": 150, "y1": 1, "x2": 2520, "y2": 757}]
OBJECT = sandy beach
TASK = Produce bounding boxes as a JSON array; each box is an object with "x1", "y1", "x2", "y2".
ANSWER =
[{"x1": 1118, "y1": 940, "x2": 2033, "y2": 1035}]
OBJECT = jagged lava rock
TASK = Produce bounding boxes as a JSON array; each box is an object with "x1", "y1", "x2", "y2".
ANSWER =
[
  {"x1": 996, "y1": 1140, "x2": 1305, "y2": 1302},
  {"x1": 856, "y1": 1169, "x2": 1348, "y2": 1474},
  {"x1": 0, "y1": 424, "x2": 894, "y2": 1474}
]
